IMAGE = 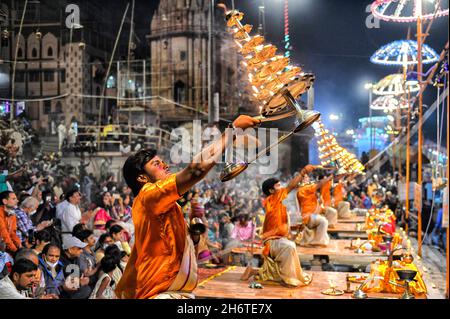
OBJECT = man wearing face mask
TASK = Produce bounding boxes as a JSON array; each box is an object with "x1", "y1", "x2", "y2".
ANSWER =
[
  {"x1": 0, "y1": 191, "x2": 22, "y2": 254},
  {"x1": 38, "y1": 244, "x2": 65, "y2": 296},
  {"x1": 15, "y1": 196, "x2": 52, "y2": 246}
]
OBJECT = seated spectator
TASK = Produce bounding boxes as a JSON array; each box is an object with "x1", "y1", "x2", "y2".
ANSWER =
[
  {"x1": 74, "y1": 229, "x2": 98, "y2": 286},
  {"x1": 38, "y1": 244, "x2": 65, "y2": 296},
  {"x1": 89, "y1": 256, "x2": 117, "y2": 299},
  {"x1": 93, "y1": 192, "x2": 115, "y2": 232},
  {"x1": 94, "y1": 233, "x2": 114, "y2": 263},
  {"x1": 0, "y1": 191, "x2": 22, "y2": 254},
  {"x1": 104, "y1": 245, "x2": 123, "y2": 285},
  {"x1": 15, "y1": 196, "x2": 52, "y2": 246},
  {"x1": 58, "y1": 235, "x2": 92, "y2": 299},
  {"x1": 109, "y1": 224, "x2": 131, "y2": 255},
  {"x1": 56, "y1": 188, "x2": 82, "y2": 239},
  {"x1": 230, "y1": 213, "x2": 255, "y2": 243},
  {"x1": 0, "y1": 259, "x2": 38, "y2": 299},
  {"x1": 14, "y1": 248, "x2": 44, "y2": 297}
]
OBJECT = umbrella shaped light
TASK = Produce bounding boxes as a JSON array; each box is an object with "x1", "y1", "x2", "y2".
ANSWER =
[
  {"x1": 372, "y1": 73, "x2": 420, "y2": 95},
  {"x1": 370, "y1": 95, "x2": 411, "y2": 113},
  {"x1": 370, "y1": 40, "x2": 439, "y2": 66},
  {"x1": 371, "y1": 0, "x2": 449, "y2": 23}
]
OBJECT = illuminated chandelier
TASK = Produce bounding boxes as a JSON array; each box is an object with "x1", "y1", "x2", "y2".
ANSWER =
[
  {"x1": 370, "y1": 40, "x2": 439, "y2": 66},
  {"x1": 224, "y1": 8, "x2": 315, "y2": 117},
  {"x1": 314, "y1": 120, "x2": 365, "y2": 174},
  {"x1": 372, "y1": 73, "x2": 420, "y2": 95},
  {"x1": 371, "y1": 0, "x2": 449, "y2": 23},
  {"x1": 370, "y1": 95, "x2": 411, "y2": 113}
]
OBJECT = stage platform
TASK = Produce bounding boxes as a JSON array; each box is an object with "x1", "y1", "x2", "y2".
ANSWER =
[
  {"x1": 231, "y1": 240, "x2": 390, "y2": 260},
  {"x1": 328, "y1": 223, "x2": 366, "y2": 233},
  {"x1": 194, "y1": 267, "x2": 438, "y2": 299},
  {"x1": 338, "y1": 216, "x2": 366, "y2": 223}
]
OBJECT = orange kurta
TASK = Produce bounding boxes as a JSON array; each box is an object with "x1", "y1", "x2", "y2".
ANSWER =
[
  {"x1": 262, "y1": 188, "x2": 289, "y2": 241},
  {"x1": 333, "y1": 182, "x2": 345, "y2": 205},
  {"x1": 296, "y1": 184, "x2": 319, "y2": 225},
  {"x1": 321, "y1": 180, "x2": 332, "y2": 207},
  {"x1": 116, "y1": 174, "x2": 186, "y2": 299}
]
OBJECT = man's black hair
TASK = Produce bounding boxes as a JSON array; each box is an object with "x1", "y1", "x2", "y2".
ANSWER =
[
  {"x1": 42, "y1": 243, "x2": 61, "y2": 255},
  {"x1": 34, "y1": 229, "x2": 52, "y2": 243},
  {"x1": 262, "y1": 178, "x2": 280, "y2": 196},
  {"x1": 122, "y1": 149, "x2": 157, "y2": 196},
  {"x1": 11, "y1": 259, "x2": 38, "y2": 275},
  {"x1": 0, "y1": 191, "x2": 14, "y2": 205},
  {"x1": 65, "y1": 188, "x2": 80, "y2": 201}
]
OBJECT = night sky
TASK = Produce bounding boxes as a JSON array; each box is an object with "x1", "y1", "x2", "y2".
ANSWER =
[{"x1": 127, "y1": 0, "x2": 448, "y2": 140}]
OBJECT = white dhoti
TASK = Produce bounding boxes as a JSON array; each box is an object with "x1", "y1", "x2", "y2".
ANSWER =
[
  {"x1": 324, "y1": 207, "x2": 337, "y2": 226},
  {"x1": 336, "y1": 201, "x2": 352, "y2": 219},
  {"x1": 258, "y1": 238, "x2": 311, "y2": 287},
  {"x1": 297, "y1": 214, "x2": 330, "y2": 246},
  {"x1": 153, "y1": 236, "x2": 198, "y2": 299}
]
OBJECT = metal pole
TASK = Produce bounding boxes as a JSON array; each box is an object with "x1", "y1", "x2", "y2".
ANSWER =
[
  {"x1": 416, "y1": 0, "x2": 423, "y2": 257},
  {"x1": 446, "y1": 73, "x2": 449, "y2": 299},
  {"x1": 10, "y1": 0, "x2": 28, "y2": 128},
  {"x1": 208, "y1": 0, "x2": 213, "y2": 123},
  {"x1": 397, "y1": 105, "x2": 402, "y2": 178},
  {"x1": 369, "y1": 90, "x2": 373, "y2": 152},
  {"x1": 405, "y1": 88, "x2": 411, "y2": 232}
]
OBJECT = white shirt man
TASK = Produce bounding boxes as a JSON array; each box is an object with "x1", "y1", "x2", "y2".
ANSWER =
[{"x1": 56, "y1": 190, "x2": 82, "y2": 236}]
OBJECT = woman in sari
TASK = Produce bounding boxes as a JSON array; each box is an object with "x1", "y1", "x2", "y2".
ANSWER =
[{"x1": 93, "y1": 192, "x2": 118, "y2": 233}]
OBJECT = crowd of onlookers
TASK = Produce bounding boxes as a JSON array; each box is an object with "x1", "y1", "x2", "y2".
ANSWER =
[{"x1": 1, "y1": 115, "x2": 447, "y2": 299}]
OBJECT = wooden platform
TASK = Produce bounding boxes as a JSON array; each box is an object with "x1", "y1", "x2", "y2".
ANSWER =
[
  {"x1": 328, "y1": 223, "x2": 366, "y2": 233},
  {"x1": 338, "y1": 216, "x2": 366, "y2": 223},
  {"x1": 231, "y1": 239, "x2": 392, "y2": 259},
  {"x1": 335, "y1": 232, "x2": 369, "y2": 240},
  {"x1": 194, "y1": 267, "x2": 433, "y2": 299}
]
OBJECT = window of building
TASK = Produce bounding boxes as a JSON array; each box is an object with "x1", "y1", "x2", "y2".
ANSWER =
[
  {"x1": 61, "y1": 69, "x2": 66, "y2": 83},
  {"x1": 29, "y1": 71, "x2": 40, "y2": 82},
  {"x1": 47, "y1": 46, "x2": 53, "y2": 57},
  {"x1": 15, "y1": 71, "x2": 26, "y2": 82},
  {"x1": 31, "y1": 48, "x2": 38, "y2": 58},
  {"x1": 44, "y1": 101, "x2": 51, "y2": 114},
  {"x1": 180, "y1": 51, "x2": 186, "y2": 61},
  {"x1": 174, "y1": 80, "x2": 186, "y2": 104},
  {"x1": 44, "y1": 71, "x2": 54, "y2": 82},
  {"x1": 55, "y1": 101, "x2": 62, "y2": 113},
  {"x1": 17, "y1": 48, "x2": 23, "y2": 58},
  {"x1": 107, "y1": 75, "x2": 116, "y2": 88}
]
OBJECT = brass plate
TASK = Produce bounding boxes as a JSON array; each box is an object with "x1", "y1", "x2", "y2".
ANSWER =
[
  {"x1": 321, "y1": 288, "x2": 345, "y2": 296},
  {"x1": 262, "y1": 75, "x2": 315, "y2": 115}
]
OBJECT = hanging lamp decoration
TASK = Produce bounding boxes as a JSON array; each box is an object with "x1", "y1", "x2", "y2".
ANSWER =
[
  {"x1": 372, "y1": 73, "x2": 420, "y2": 95},
  {"x1": 370, "y1": 40, "x2": 439, "y2": 66},
  {"x1": 371, "y1": 0, "x2": 449, "y2": 23},
  {"x1": 370, "y1": 94, "x2": 411, "y2": 113},
  {"x1": 222, "y1": 5, "x2": 316, "y2": 117},
  {"x1": 314, "y1": 120, "x2": 365, "y2": 174},
  {"x1": 217, "y1": 4, "x2": 321, "y2": 183}
]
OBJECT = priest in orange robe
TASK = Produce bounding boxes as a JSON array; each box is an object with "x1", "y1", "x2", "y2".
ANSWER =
[
  {"x1": 115, "y1": 115, "x2": 259, "y2": 299},
  {"x1": 240, "y1": 172, "x2": 312, "y2": 287}
]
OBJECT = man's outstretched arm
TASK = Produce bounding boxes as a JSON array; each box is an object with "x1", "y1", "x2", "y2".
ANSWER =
[
  {"x1": 286, "y1": 164, "x2": 316, "y2": 193},
  {"x1": 176, "y1": 115, "x2": 260, "y2": 195}
]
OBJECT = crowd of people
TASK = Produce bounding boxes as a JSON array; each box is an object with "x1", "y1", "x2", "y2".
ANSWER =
[{"x1": 0, "y1": 115, "x2": 447, "y2": 299}]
